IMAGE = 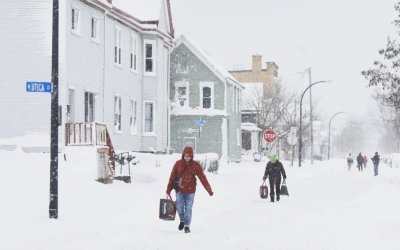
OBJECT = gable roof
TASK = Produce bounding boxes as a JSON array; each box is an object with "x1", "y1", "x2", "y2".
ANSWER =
[
  {"x1": 110, "y1": 0, "x2": 174, "y2": 37},
  {"x1": 174, "y1": 35, "x2": 244, "y2": 90}
]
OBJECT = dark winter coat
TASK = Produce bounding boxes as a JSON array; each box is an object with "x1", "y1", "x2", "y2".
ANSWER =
[
  {"x1": 372, "y1": 153, "x2": 380, "y2": 165},
  {"x1": 166, "y1": 146, "x2": 213, "y2": 195},
  {"x1": 263, "y1": 160, "x2": 287, "y2": 182},
  {"x1": 357, "y1": 154, "x2": 364, "y2": 165}
]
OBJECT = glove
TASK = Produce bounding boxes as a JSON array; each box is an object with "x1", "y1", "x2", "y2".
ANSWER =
[{"x1": 209, "y1": 191, "x2": 214, "y2": 196}]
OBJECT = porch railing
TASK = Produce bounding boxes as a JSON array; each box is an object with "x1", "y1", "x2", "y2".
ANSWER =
[{"x1": 65, "y1": 122, "x2": 107, "y2": 146}]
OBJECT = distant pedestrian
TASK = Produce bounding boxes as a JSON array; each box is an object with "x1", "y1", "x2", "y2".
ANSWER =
[
  {"x1": 357, "y1": 153, "x2": 364, "y2": 171},
  {"x1": 262, "y1": 154, "x2": 287, "y2": 202},
  {"x1": 347, "y1": 153, "x2": 354, "y2": 171},
  {"x1": 166, "y1": 146, "x2": 213, "y2": 233},
  {"x1": 371, "y1": 152, "x2": 380, "y2": 176},
  {"x1": 363, "y1": 155, "x2": 368, "y2": 169}
]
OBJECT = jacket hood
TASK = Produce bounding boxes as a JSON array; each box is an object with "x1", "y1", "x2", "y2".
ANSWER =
[{"x1": 181, "y1": 146, "x2": 194, "y2": 161}]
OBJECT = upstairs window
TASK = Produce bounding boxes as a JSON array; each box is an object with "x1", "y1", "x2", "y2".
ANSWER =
[
  {"x1": 175, "y1": 54, "x2": 188, "y2": 74},
  {"x1": 91, "y1": 17, "x2": 99, "y2": 41},
  {"x1": 200, "y1": 82, "x2": 214, "y2": 109},
  {"x1": 114, "y1": 27, "x2": 122, "y2": 65},
  {"x1": 71, "y1": 7, "x2": 81, "y2": 34},
  {"x1": 144, "y1": 40, "x2": 156, "y2": 75},
  {"x1": 130, "y1": 34, "x2": 138, "y2": 72}
]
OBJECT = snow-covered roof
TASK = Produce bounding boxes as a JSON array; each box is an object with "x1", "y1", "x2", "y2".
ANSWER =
[
  {"x1": 174, "y1": 35, "x2": 244, "y2": 90},
  {"x1": 241, "y1": 82, "x2": 264, "y2": 110},
  {"x1": 91, "y1": 0, "x2": 174, "y2": 39},
  {"x1": 241, "y1": 122, "x2": 262, "y2": 132},
  {"x1": 112, "y1": 0, "x2": 159, "y2": 20}
]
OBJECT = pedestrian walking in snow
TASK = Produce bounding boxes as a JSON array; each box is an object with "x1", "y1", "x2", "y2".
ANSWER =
[
  {"x1": 262, "y1": 154, "x2": 287, "y2": 202},
  {"x1": 347, "y1": 153, "x2": 354, "y2": 171},
  {"x1": 363, "y1": 155, "x2": 368, "y2": 169},
  {"x1": 357, "y1": 153, "x2": 364, "y2": 171},
  {"x1": 166, "y1": 146, "x2": 213, "y2": 233},
  {"x1": 371, "y1": 152, "x2": 380, "y2": 176}
]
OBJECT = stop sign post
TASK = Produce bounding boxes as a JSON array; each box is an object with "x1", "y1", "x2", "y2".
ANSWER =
[{"x1": 263, "y1": 129, "x2": 277, "y2": 143}]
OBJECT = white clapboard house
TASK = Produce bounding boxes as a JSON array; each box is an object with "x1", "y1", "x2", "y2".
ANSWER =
[{"x1": 0, "y1": 0, "x2": 174, "y2": 158}]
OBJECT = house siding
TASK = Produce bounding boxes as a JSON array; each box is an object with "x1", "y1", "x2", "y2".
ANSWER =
[
  {"x1": 170, "y1": 116, "x2": 223, "y2": 156},
  {"x1": 0, "y1": 0, "x2": 52, "y2": 138},
  {"x1": 1, "y1": 0, "x2": 173, "y2": 154},
  {"x1": 103, "y1": 16, "x2": 142, "y2": 151},
  {"x1": 170, "y1": 40, "x2": 242, "y2": 161}
]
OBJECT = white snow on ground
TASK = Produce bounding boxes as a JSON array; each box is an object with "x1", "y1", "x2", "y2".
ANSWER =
[{"x1": 0, "y1": 143, "x2": 399, "y2": 250}]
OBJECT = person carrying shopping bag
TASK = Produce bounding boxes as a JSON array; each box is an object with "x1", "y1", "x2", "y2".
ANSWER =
[
  {"x1": 166, "y1": 146, "x2": 213, "y2": 233},
  {"x1": 262, "y1": 154, "x2": 287, "y2": 202}
]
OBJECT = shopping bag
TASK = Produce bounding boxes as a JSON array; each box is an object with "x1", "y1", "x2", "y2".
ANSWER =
[
  {"x1": 280, "y1": 180, "x2": 289, "y2": 196},
  {"x1": 159, "y1": 195, "x2": 176, "y2": 220},
  {"x1": 259, "y1": 181, "x2": 269, "y2": 199}
]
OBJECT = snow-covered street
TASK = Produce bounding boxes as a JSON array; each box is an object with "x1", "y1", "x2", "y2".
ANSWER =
[{"x1": 1, "y1": 149, "x2": 399, "y2": 250}]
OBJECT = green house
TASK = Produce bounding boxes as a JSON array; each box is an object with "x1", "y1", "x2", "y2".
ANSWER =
[{"x1": 169, "y1": 35, "x2": 244, "y2": 162}]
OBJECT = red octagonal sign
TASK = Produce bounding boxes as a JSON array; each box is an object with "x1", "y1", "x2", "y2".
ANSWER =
[{"x1": 263, "y1": 129, "x2": 277, "y2": 143}]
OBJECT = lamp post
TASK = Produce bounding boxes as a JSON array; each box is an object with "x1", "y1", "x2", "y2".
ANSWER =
[
  {"x1": 328, "y1": 112, "x2": 346, "y2": 160},
  {"x1": 298, "y1": 80, "x2": 327, "y2": 167}
]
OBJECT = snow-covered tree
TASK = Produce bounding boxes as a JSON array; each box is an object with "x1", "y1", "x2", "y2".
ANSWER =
[{"x1": 362, "y1": 1, "x2": 400, "y2": 109}]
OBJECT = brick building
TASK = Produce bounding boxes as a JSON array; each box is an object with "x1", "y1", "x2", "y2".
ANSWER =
[{"x1": 229, "y1": 54, "x2": 278, "y2": 98}]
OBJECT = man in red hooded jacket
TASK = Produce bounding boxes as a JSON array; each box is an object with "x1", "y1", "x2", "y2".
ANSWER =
[{"x1": 166, "y1": 146, "x2": 213, "y2": 233}]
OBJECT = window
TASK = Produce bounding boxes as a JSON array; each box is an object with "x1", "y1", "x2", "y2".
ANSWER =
[
  {"x1": 130, "y1": 34, "x2": 137, "y2": 71},
  {"x1": 91, "y1": 17, "x2": 99, "y2": 41},
  {"x1": 84, "y1": 92, "x2": 95, "y2": 122},
  {"x1": 71, "y1": 7, "x2": 80, "y2": 34},
  {"x1": 144, "y1": 40, "x2": 156, "y2": 74},
  {"x1": 130, "y1": 99, "x2": 137, "y2": 134},
  {"x1": 200, "y1": 82, "x2": 214, "y2": 109},
  {"x1": 176, "y1": 54, "x2": 188, "y2": 73},
  {"x1": 114, "y1": 95, "x2": 122, "y2": 132},
  {"x1": 175, "y1": 81, "x2": 189, "y2": 107},
  {"x1": 144, "y1": 102, "x2": 154, "y2": 133},
  {"x1": 114, "y1": 27, "x2": 122, "y2": 65}
]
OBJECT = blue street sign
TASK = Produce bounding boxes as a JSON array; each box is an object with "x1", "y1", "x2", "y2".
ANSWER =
[
  {"x1": 26, "y1": 81, "x2": 52, "y2": 93},
  {"x1": 195, "y1": 119, "x2": 206, "y2": 126}
]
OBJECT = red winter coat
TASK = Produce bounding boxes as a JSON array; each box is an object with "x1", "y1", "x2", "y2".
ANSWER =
[{"x1": 166, "y1": 146, "x2": 213, "y2": 195}]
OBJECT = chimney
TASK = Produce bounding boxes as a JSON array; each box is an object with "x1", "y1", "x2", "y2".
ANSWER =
[{"x1": 252, "y1": 54, "x2": 262, "y2": 73}]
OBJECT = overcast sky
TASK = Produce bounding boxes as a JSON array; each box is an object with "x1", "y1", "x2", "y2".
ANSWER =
[{"x1": 115, "y1": 0, "x2": 398, "y2": 126}]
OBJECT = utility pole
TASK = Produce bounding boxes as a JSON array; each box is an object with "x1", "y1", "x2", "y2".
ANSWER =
[
  {"x1": 309, "y1": 67, "x2": 314, "y2": 165},
  {"x1": 49, "y1": 0, "x2": 59, "y2": 219}
]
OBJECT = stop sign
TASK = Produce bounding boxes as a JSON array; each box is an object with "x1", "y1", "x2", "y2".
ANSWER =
[{"x1": 263, "y1": 129, "x2": 277, "y2": 143}]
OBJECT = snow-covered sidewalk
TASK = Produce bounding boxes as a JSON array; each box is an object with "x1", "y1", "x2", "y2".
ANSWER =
[{"x1": 0, "y1": 150, "x2": 399, "y2": 250}]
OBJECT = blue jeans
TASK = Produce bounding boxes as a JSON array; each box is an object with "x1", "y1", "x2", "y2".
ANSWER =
[{"x1": 176, "y1": 192, "x2": 195, "y2": 227}]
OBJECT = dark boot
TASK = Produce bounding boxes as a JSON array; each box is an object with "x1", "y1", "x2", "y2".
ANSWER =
[
  {"x1": 184, "y1": 227, "x2": 191, "y2": 233},
  {"x1": 277, "y1": 195, "x2": 280, "y2": 201},
  {"x1": 178, "y1": 222, "x2": 184, "y2": 231},
  {"x1": 270, "y1": 194, "x2": 275, "y2": 202}
]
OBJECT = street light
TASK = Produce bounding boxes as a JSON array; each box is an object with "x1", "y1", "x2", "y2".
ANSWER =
[
  {"x1": 298, "y1": 80, "x2": 327, "y2": 167},
  {"x1": 328, "y1": 112, "x2": 346, "y2": 160}
]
